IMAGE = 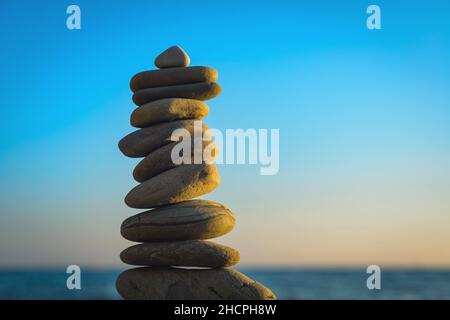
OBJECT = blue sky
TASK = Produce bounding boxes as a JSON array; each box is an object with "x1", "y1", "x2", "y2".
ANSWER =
[{"x1": 1, "y1": 0, "x2": 450, "y2": 268}]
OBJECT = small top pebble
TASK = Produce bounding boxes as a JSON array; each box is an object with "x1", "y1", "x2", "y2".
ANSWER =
[{"x1": 155, "y1": 45, "x2": 190, "y2": 69}]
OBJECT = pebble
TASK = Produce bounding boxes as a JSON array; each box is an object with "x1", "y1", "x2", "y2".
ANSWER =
[
  {"x1": 118, "y1": 119, "x2": 208, "y2": 158},
  {"x1": 130, "y1": 98, "x2": 209, "y2": 128},
  {"x1": 130, "y1": 66, "x2": 218, "y2": 92},
  {"x1": 120, "y1": 240, "x2": 239, "y2": 267},
  {"x1": 155, "y1": 45, "x2": 190, "y2": 69},
  {"x1": 121, "y1": 200, "x2": 235, "y2": 242},
  {"x1": 133, "y1": 139, "x2": 217, "y2": 182},
  {"x1": 125, "y1": 163, "x2": 220, "y2": 208},
  {"x1": 132, "y1": 82, "x2": 221, "y2": 106}
]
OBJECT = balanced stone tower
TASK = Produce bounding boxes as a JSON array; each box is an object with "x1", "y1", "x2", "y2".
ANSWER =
[{"x1": 117, "y1": 46, "x2": 275, "y2": 300}]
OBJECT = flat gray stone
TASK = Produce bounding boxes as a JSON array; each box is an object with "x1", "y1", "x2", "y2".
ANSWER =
[
  {"x1": 132, "y1": 82, "x2": 221, "y2": 106},
  {"x1": 133, "y1": 139, "x2": 217, "y2": 182},
  {"x1": 125, "y1": 163, "x2": 220, "y2": 208},
  {"x1": 120, "y1": 240, "x2": 239, "y2": 267},
  {"x1": 121, "y1": 200, "x2": 236, "y2": 242},
  {"x1": 118, "y1": 119, "x2": 208, "y2": 158},
  {"x1": 116, "y1": 267, "x2": 277, "y2": 300},
  {"x1": 130, "y1": 98, "x2": 209, "y2": 128},
  {"x1": 130, "y1": 67, "x2": 218, "y2": 92},
  {"x1": 155, "y1": 45, "x2": 190, "y2": 69}
]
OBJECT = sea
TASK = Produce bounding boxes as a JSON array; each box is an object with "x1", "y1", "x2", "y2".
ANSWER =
[{"x1": 1, "y1": 269, "x2": 450, "y2": 300}]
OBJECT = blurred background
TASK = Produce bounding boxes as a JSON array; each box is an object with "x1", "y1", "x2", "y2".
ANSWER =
[{"x1": 1, "y1": 0, "x2": 450, "y2": 299}]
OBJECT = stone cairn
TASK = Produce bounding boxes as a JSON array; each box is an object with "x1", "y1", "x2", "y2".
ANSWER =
[{"x1": 116, "y1": 46, "x2": 275, "y2": 300}]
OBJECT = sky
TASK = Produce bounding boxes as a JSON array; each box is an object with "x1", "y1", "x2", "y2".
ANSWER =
[{"x1": 1, "y1": 0, "x2": 450, "y2": 268}]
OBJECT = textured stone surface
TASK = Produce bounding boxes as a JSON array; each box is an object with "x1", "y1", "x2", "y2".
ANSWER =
[
  {"x1": 120, "y1": 240, "x2": 239, "y2": 267},
  {"x1": 121, "y1": 200, "x2": 235, "y2": 242},
  {"x1": 116, "y1": 267, "x2": 277, "y2": 300},
  {"x1": 125, "y1": 163, "x2": 220, "y2": 208},
  {"x1": 133, "y1": 139, "x2": 217, "y2": 182},
  {"x1": 130, "y1": 67, "x2": 218, "y2": 92},
  {"x1": 132, "y1": 82, "x2": 221, "y2": 106},
  {"x1": 155, "y1": 45, "x2": 190, "y2": 69},
  {"x1": 130, "y1": 98, "x2": 209, "y2": 128},
  {"x1": 118, "y1": 119, "x2": 208, "y2": 158}
]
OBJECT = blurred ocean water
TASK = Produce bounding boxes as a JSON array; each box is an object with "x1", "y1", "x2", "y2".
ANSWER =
[{"x1": 1, "y1": 269, "x2": 449, "y2": 300}]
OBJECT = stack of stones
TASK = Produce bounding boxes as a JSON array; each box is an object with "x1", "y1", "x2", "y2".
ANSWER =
[{"x1": 116, "y1": 46, "x2": 275, "y2": 300}]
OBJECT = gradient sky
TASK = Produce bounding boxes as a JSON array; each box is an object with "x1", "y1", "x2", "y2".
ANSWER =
[{"x1": 1, "y1": 0, "x2": 450, "y2": 268}]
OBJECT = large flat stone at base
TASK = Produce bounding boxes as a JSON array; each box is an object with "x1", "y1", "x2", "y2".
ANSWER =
[{"x1": 116, "y1": 267, "x2": 276, "y2": 300}]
